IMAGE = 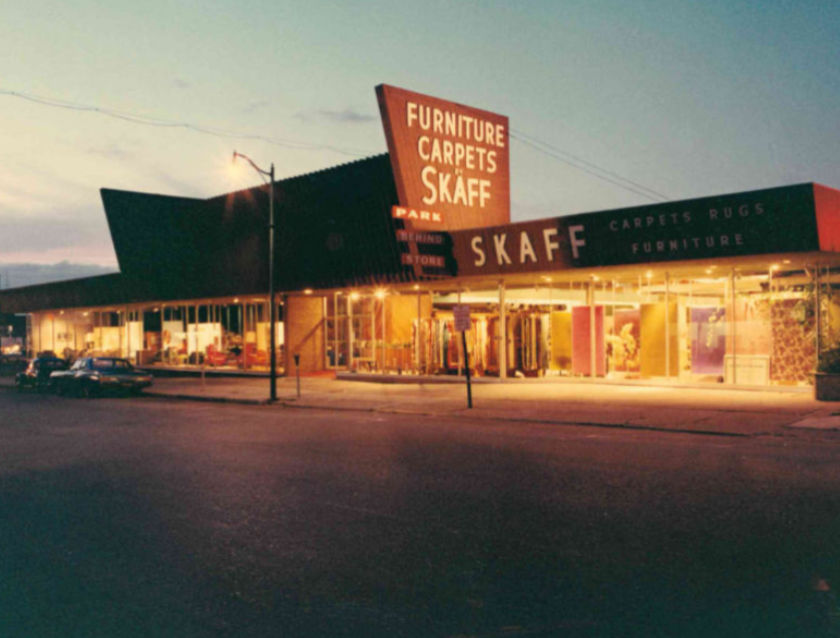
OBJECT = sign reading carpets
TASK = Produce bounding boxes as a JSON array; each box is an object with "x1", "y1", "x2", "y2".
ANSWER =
[
  {"x1": 376, "y1": 84, "x2": 510, "y2": 232},
  {"x1": 450, "y1": 184, "x2": 822, "y2": 276}
]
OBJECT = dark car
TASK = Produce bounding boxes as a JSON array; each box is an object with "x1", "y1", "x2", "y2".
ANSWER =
[
  {"x1": 14, "y1": 357, "x2": 68, "y2": 392},
  {"x1": 51, "y1": 357, "x2": 153, "y2": 397}
]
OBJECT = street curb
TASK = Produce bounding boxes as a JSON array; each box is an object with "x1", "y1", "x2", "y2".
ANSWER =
[
  {"x1": 144, "y1": 391, "x2": 270, "y2": 405},
  {"x1": 143, "y1": 390, "x2": 754, "y2": 437},
  {"x1": 6, "y1": 382, "x2": 828, "y2": 439}
]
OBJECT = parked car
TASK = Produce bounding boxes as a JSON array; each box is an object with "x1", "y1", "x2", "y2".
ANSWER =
[
  {"x1": 51, "y1": 357, "x2": 153, "y2": 397},
  {"x1": 15, "y1": 357, "x2": 68, "y2": 392}
]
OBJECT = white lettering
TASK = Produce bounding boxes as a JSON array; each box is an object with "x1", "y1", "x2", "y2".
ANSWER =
[
  {"x1": 569, "y1": 224, "x2": 586, "y2": 260},
  {"x1": 493, "y1": 234, "x2": 511, "y2": 265},
  {"x1": 519, "y1": 232, "x2": 537, "y2": 263},
  {"x1": 417, "y1": 136, "x2": 430, "y2": 161},
  {"x1": 543, "y1": 228, "x2": 560, "y2": 261},
  {"x1": 471, "y1": 236, "x2": 486, "y2": 267},
  {"x1": 421, "y1": 166, "x2": 437, "y2": 205}
]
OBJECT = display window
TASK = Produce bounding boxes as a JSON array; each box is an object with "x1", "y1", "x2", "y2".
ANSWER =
[
  {"x1": 23, "y1": 262, "x2": 840, "y2": 389},
  {"x1": 29, "y1": 299, "x2": 284, "y2": 374}
]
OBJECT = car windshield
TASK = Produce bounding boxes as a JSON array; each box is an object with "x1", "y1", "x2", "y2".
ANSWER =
[{"x1": 91, "y1": 358, "x2": 132, "y2": 371}]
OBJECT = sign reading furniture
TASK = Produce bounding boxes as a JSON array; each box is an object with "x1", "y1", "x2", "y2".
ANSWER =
[
  {"x1": 450, "y1": 184, "x2": 828, "y2": 276},
  {"x1": 376, "y1": 84, "x2": 510, "y2": 233}
]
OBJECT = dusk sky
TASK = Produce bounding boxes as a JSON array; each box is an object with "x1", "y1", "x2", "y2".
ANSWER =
[{"x1": 1, "y1": 0, "x2": 838, "y2": 268}]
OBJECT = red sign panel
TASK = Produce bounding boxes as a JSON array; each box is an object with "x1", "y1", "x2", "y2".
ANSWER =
[
  {"x1": 377, "y1": 84, "x2": 510, "y2": 232},
  {"x1": 401, "y1": 253, "x2": 445, "y2": 268}
]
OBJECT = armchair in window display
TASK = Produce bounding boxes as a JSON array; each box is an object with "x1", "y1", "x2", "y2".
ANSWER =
[
  {"x1": 205, "y1": 343, "x2": 229, "y2": 367},
  {"x1": 238, "y1": 343, "x2": 268, "y2": 368},
  {"x1": 815, "y1": 347, "x2": 840, "y2": 401}
]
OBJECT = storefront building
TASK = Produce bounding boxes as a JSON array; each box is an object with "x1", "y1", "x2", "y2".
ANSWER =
[{"x1": 2, "y1": 85, "x2": 840, "y2": 389}]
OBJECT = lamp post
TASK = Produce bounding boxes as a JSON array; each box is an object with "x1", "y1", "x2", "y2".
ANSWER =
[{"x1": 232, "y1": 151, "x2": 277, "y2": 402}]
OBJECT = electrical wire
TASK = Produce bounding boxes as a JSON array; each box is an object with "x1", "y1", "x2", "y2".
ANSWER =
[
  {"x1": 0, "y1": 88, "x2": 378, "y2": 158},
  {"x1": 511, "y1": 129, "x2": 669, "y2": 202},
  {"x1": 2, "y1": 87, "x2": 671, "y2": 199}
]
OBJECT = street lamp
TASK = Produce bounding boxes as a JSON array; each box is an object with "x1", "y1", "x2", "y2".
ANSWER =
[{"x1": 232, "y1": 150, "x2": 277, "y2": 402}]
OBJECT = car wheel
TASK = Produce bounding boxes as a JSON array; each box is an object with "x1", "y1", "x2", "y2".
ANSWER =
[{"x1": 81, "y1": 382, "x2": 95, "y2": 399}]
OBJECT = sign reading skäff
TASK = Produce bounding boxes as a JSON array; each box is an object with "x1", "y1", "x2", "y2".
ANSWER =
[{"x1": 377, "y1": 84, "x2": 510, "y2": 232}]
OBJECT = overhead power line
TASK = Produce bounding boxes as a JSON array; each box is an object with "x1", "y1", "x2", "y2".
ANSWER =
[
  {"x1": 2, "y1": 87, "x2": 670, "y2": 200},
  {"x1": 0, "y1": 88, "x2": 377, "y2": 158},
  {"x1": 511, "y1": 129, "x2": 669, "y2": 202}
]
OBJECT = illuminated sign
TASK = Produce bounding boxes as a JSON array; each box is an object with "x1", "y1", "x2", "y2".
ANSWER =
[
  {"x1": 395, "y1": 230, "x2": 445, "y2": 245},
  {"x1": 449, "y1": 184, "x2": 823, "y2": 276},
  {"x1": 401, "y1": 253, "x2": 445, "y2": 268},
  {"x1": 391, "y1": 205, "x2": 443, "y2": 225},
  {"x1": 377, "y1": 84, "x2": 510, "y2": 232}
]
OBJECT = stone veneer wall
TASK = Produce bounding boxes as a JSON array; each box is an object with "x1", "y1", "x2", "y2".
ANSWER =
[{"x1": 770, "y1": 298, "x2": 815, "y2": 384}]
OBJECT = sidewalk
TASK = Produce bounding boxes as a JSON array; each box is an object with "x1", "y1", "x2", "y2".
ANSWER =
[
  {"x1": 4, "y1": 373, "x2": 840, "y2": 437},
  {"x1": 112, "y1": 374, "x2": 840, "y2": 437}
]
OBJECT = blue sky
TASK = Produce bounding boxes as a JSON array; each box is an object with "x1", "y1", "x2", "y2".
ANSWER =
[{"x1": 1, "y1": 0, "x2": 838, "y2": 266}]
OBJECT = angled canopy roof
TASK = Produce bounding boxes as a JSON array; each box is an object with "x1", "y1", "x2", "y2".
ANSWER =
[
  {"x1": 104, "y1": 152, "x2": 409, "y2": 297},
  {"x1": 0, "y1": 154, "x2": 408, "y2": 312}
]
